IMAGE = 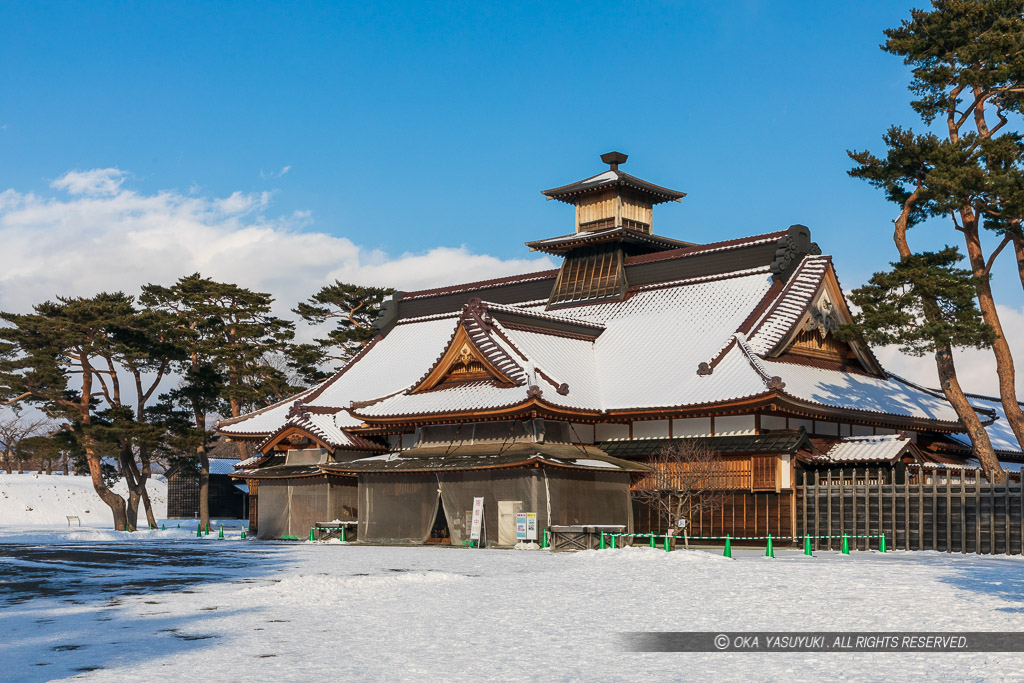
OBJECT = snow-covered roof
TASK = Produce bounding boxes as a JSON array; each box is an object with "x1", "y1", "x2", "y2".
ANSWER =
[
  {"x1": 256, "y1": 410, "x2": 382, "y2": 452},
  {"x1": 761, "y1": 359, "x2": 961, "y2": 424},
  {"x1": 746, "y1": 255, "x2": 830, "y2": 355},
  {"x1": 948, "y1": 394, "x2": 1024, "y2": 454},
  {"x1": 221, "y1": 240, "x2": 996, "y2": 448},
  {"x1": 816, "y1": 435, "x2": 919, "y2": 464},
  {"x1": 217, "y1": 384, "x2": 319, "y2": 436},
  {"x1": 541, "y1": 168, "x2": 685, "y2": 204}
]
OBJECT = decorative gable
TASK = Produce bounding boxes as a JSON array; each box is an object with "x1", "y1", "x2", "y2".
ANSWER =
[
  {"x1": 774, "y1": 268, "x2": 883, "y2": 375},
  {"x1": 410, "y1": 323, "x2": 522, "y2": 393}
]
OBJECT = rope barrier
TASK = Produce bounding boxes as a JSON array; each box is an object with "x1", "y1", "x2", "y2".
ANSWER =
[
  {"x1": 592, "y1": 530, "x2": 889, "y2": 556},
  {"x1": 603, "y1": 533, "x2": 885, "y2": 541}
]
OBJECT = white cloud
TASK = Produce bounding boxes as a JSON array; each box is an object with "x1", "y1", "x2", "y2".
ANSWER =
[
  {"x1": 0, "y1": 169, "x2": 556, "y2": 325},
  {"x1": 260, "y1": 165, "x2": 292, "y2": 179},
  {"x1": 872, "y1": 303, "x2": 1024, "y2": 397},
  {"x1": 50, "y1": 168, "x2": 127, "y2": 196}
]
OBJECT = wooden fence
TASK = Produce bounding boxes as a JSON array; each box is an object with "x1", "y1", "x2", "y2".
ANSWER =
[{"x1": 797, "y1": 466, "x2": 1023, "y2": 555}]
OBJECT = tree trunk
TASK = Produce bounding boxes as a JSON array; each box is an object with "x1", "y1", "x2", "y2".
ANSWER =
[
  {"x1": 199, "y1": 446, "x2": 210, "y2": 529},
  {"x1": 45, "y1": 461, "x2": 52, "y2": 475},
  {"x1": 86, "y1": 451, "x2": 128, "y2": 530},
  {"x1": 62, "y1": 457, "x2": 68, "y2": 476},
  {"x1": 138, "y1": 447, "x2": 157, "y2": 529},
  {"x1": 139, "y1": 485, "x2": 157, "y2": 529},
  {"x1": 962, "y1": 223, "x2": 1024, "y2": 455},
  {"x1": 119, "y1": 443, "x2": 142, "y2": 530},
  {"x1": 229, "y1": 396, "x2": 248, "y2": 460},
  {"x1": 1015, "y1": 235, "x2": 1024, "y2": 292},
  {"x1": 935, "y1": 343, "x2": 1006, "y2": 483}
]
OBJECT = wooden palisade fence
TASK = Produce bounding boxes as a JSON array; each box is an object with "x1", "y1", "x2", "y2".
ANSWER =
[{"x1": 797, "y1": 466, "x2": 1023, "y2": 555}]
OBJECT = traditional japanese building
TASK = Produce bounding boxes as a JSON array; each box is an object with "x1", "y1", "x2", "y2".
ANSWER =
[{"x1": 218, "y1": 153, "x2": 1022, "y2": 543}]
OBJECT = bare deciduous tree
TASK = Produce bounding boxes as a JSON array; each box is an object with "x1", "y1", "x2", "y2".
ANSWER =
[
  {"x1": 631, "y1": 440, "x2": 731, "y2": 548},
  {"x1": 0, "y1": 410, "x2": 53, "y2": 474}
]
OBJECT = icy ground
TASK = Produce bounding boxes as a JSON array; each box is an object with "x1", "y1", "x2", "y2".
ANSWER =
[{"x1": 2, "y1": 537, "x2": 1024, "y2": 682}]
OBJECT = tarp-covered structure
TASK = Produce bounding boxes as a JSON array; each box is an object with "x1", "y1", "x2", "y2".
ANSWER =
[{"x1": 321, "y1": 444, "x2": 641, "y2": 546}]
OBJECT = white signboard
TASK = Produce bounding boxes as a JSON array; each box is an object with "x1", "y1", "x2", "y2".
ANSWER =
[
  {"x1": 515, "y1": 512, "x2": 528, "y2": 541},
  {"x1": 470, "y1": 497, "x2": 485, "y2": 541},
  {"x1": 526, "y1": 512, "x2": 538, "y2": 540}
]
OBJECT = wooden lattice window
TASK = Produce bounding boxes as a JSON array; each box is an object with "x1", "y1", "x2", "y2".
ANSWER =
[
  {"x1": 751, "y1": 456, "x2": 777, "y2": 491},
  {"x1": 548, "y1": 245, "x2": 626, "y2": 306}
]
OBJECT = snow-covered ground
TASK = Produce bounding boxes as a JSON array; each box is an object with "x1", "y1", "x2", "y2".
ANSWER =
[
  {"x1": 0, "y1": 473, "x2": 168, "y2": 526},
  {"x1": 2, "y1": 534, "x2": 1023, "y2": 681}
]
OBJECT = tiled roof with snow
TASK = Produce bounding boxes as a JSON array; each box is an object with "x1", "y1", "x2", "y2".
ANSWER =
[
  {"x1": 256, "y1": 410, "x2": 383, "y2": 452},
  {"x1": 947, "y1": 395, "x2": 1024, "y2": 454},
  {"x1": 746, "y1": 255, "x2": 830, "y2": 355},
  {"x1": 220, "y1": 239, "x2": 984, "y2": 441},
  {"x1": 816, "y1": 435, "x2": 918, "y2": 463},
  {"x1": 217, "y1": 385, "x2": 319, "y2": 435},
  {"x1": 761, "y1": 359, "x2": 961, "y2": 424}
]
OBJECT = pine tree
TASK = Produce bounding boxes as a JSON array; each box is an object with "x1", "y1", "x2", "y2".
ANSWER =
[
  {"x1": 140, "y1": 274, "x2": 294, "y2": 529},
  {"x1": 852, "y1": 0, "x2": 1024, "y2": 458},
  {"x1": 290, "y1": 281, "x2": 393, "y2": 383},
  {"x1": 840, "y1": 248, "x2": 1003, "y2": 480},
  {"x1": 0, "y1": 293, "x2": 140, "y2": 528}
]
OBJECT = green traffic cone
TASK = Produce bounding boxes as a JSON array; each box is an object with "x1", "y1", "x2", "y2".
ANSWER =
[
  {"x1": 599, "y1": 532, "x2": 606, "y2": 550},
  {"x1": 218, "y1": 525, "x2": 224, "y2": 539},
  {"x1": 663, "y1": 535, "x2": 671, "y2": 552},
  {"x1": 240, "y1": 529, "x2": 246, "y2": 540},
  {"x1": 161, "y1": 523, "x2": 165, "y2": 531},
  {"x1": 649, "y1": 534, "x2": 656, "y2": 548},
  {"x1": 879, "y1": 533, "x2": 887, "y2": 553},
  {"x1": 176, "y1": 523, "x2": 180, "y2": 528},
  {"x1": 340, "y1": 526, "x2": 346, "y2": 542},
  {"x1": 804, "y1": 535, "x2": 813, "y2": 556},
  {"x1": 309, "y1": 526, "x2": 315, "y2": 542},
  {"x1": 723, "y1": 535, "x2": 732, "y2": 558},
  {"x1": 541, "y1": 529, "x2": 549, "y2": 549},
  {"x1": 841, "y1": 535, "x2": 850, "y2": 554},
  {"x1": 196, "y1": 525, "x2": 202, "y2": 538},
  {"x1": 765, "y1": 534, "x2": 774, "y2": 558},
  {"x1": 610, "y1": 534, "x2": 616, "y2": 549}
]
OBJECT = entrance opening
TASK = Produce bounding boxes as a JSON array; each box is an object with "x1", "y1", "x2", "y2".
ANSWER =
[{"x1": 427, "y1": 501, "x2": 451, "y2": 545}]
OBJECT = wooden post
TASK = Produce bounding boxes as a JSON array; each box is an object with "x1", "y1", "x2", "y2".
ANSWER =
[
  {"x1": 851, "y1": 469, "x2": 857, "y2": 551},
  {"x1": 890, "y1": 467, "x2": 897, "y2": 552},
  {"x1": 960, "y1": 470, "x2": 967, "y2": 554},
  {"x1": 975, "y1": 472, "x2": 982, "y2": 555},
  {"x1": 903, "y1": 472, "x2": 910, "y2": 551},
  {"x1": 826, "y1": 469, "x2": 833, "y2": 551},
  {"x1": 877, "y1": 467, "x2": 884, "y2": 552},
  {"x1": 932, "y1": 474, "x2": 938, "y2": 552},
  {"x1": 946, "y1": 473, "x2": 952, "y2": 553},
  {"x1": 802, "y1": 473, "x2": 808, "y2": 544},
  {"x1": 1005, "y1": 483, "x2": 1011, "y2": 556},
  {"x1": 813, "y1": 473, "x2": 820, "y2": 551},
  {"x1": 921, "y1": 473, "x2": 929, "y2": 552},
  {"x1": 990, "y1": 478, "x2": 997, "y2": 555},
  {"x1": 839, "y1": 468, "x2": 846, "y2": 549}
]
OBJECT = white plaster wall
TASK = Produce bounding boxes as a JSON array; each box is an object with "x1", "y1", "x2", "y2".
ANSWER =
[
  {"x1": 672, "y1": 417, "x2": 712, "y2": 437},
  {"x1": 714, "y1": 415, "x2": 756, "y2": 436},
  {"x1": 632, "y1": 419, "x2": 670, "y2": 439}
]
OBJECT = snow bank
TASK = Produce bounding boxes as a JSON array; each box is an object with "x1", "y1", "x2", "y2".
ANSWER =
[{"x1": 0, "y1": 472, "x2": 167, "y2": 527}]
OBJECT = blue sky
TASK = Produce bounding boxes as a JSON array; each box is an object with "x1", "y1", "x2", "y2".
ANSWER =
[{"x1": 0, "y1": 1, "x2": 1022, "y2": 392}]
